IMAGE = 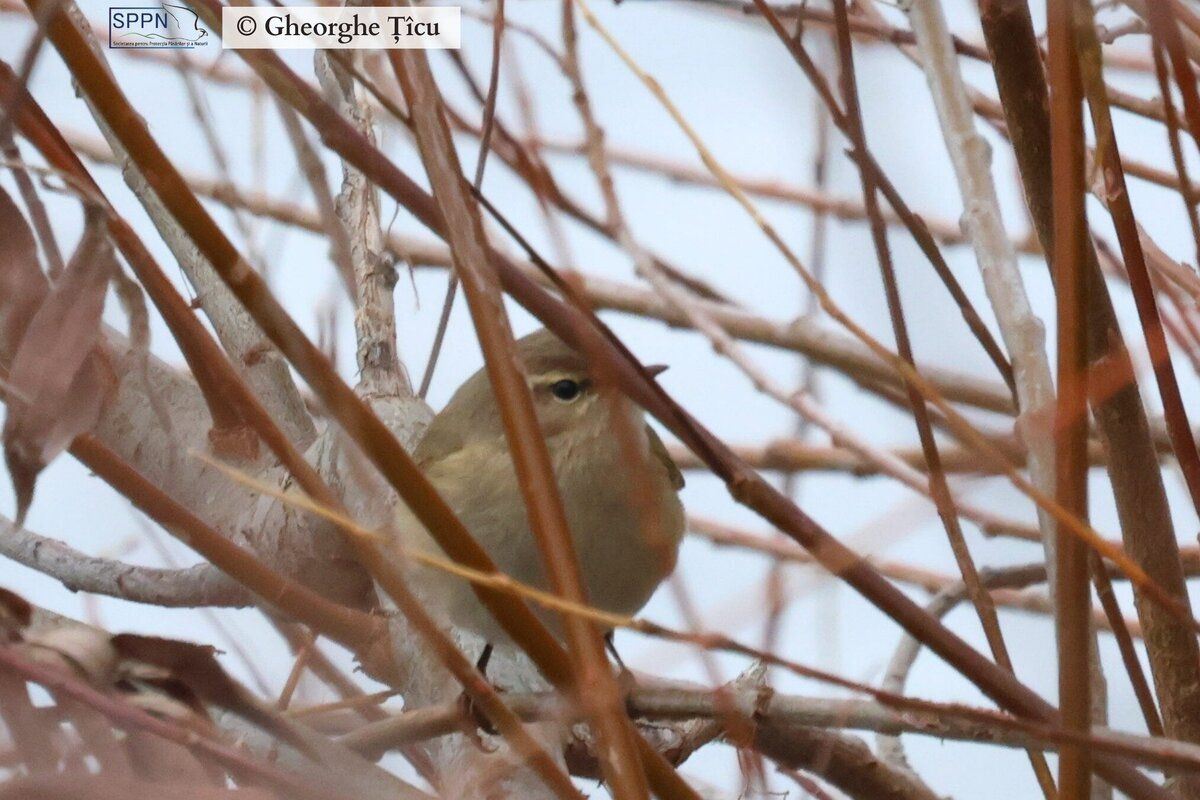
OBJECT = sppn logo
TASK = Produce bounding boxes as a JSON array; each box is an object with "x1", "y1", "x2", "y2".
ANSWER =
[{"x1": 109, "y1": 4, "x2": 209, "y2": 48}]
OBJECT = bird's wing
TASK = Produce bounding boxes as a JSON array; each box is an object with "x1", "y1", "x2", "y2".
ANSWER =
[
  {"x1": 646, "y1": 424, "x2": 684, "y2": 491},
  {"x1": 413, "y1": 412, "x2": 464, "y2": 467}
]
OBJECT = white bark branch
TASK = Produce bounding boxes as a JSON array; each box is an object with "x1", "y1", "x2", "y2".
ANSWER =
[
  {"x1": 0, "y1": 518, "x2": 248, "y2": 607},
  {"x1": 904, "y1": 0, "x2": 1057, "y2": 566},
  {"x1": 21, "y1": 6, "x2": 392, "y2": 616},
  {"x1": 332, "y1": 683, "x2": 1200, "y2": 781},
  {"x1": 903, "y1": 4, "x2": 1109, "y2": 789},
  {"x1": 315, "y1": 50, "x2": 411, "y2": 403}
]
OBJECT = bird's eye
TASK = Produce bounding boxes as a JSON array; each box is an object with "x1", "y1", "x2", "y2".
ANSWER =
[{"x1": 549, "y1": 379, "x2": 582, "y2": 402}]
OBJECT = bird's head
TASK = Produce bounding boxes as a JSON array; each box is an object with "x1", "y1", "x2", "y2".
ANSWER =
[
  {"x1": 416, "y1": 328, "x2": 667, "y2": 463},
  {"x1": 516, "y1": 328, "x2": 610, "y2": 438}
]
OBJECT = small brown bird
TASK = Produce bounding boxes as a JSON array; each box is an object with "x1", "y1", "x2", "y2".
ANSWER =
[{"x1": 394, "y1": 328, "x2": 685, "y2": 647}]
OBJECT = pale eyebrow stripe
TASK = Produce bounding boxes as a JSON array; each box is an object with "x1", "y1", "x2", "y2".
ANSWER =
[{"x1": 531, "y1": 370, "x2": 583, "y2": 386}]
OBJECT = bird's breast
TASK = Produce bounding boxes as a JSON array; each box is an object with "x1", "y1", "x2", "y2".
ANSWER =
[{"x1": 550, "y1": 426, "x2": 685, "y2": 617}]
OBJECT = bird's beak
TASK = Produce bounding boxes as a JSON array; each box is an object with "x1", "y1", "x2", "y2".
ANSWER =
[{"x1": 646, "y1": 364, "x2": 669, "y2": 378}]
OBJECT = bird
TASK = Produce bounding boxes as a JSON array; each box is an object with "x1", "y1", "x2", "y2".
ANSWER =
[{"x1": 392, "y1": 328, "x2": 685, "y2": 661}]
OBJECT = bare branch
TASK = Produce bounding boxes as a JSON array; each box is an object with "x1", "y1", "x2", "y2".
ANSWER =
[
  {"x1": 315, "y1": 50, "x2": 409, "y2": 402},
  {"x1": 0, "y1": 517, "x2": 249, "y2": 607}
]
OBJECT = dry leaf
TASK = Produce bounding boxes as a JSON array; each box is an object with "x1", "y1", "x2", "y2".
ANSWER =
[
  {"x1": 3, "y1": 209, "x2": 117, "y2": 521},
  {"x1": 24, "y1": 623, "x2": 119, "y2": 683},
  {"x1": 112, "y1": 634, "x2": 314, "y2": 756},
  {"x1": 111, "y1": 635, "x2": 238, "y2": 705},
  {"x1": 111, "y1": 267, "x2": 149, "y2": 358},
  {"x1": 0, "y1": 586, "x2": 33, "y2": 630},
  {"x1": 0, "y1": 185, "x2": 49, "y2": 365}
]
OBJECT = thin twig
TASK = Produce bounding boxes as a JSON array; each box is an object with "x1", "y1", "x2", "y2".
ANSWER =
[{"x1": 1149, "y1": 42, "x2": 1200, "y2": 271}]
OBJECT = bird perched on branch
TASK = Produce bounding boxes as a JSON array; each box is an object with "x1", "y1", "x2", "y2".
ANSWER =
[{"x1": 394, "y1": 328, "x2": 685, "y2": 659}]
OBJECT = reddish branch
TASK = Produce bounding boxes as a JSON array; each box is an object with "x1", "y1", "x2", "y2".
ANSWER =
[
  {"x1": 1049, "y1": 1, "x2": 1092, "y2": 794},
  {"x1": 23, "y1": 0, "x2": 1176, "y2": 795},
  {"x1": 1149, "y1": 43, "x2": 1200, "y2": 269},
  {"x1": 1144, "y1": 1, "x2": 1200, "y2": 154},
  {"x1": 1078, "y1": 8, "x2": 1200, "y2": 790},
  {"x1": 1084, "y1": 16, "x2": 1200, "y2": 521},
  {"x1": 980, "y1": 1, "x2": 1200, "y2": 789}
]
